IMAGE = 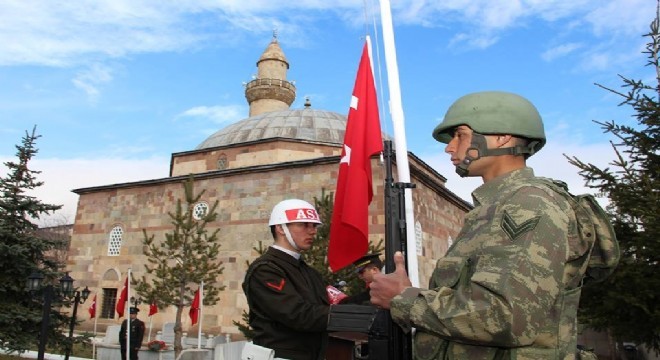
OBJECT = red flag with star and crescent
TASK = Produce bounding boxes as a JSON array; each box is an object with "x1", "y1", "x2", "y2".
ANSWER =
[
  {"x1": 189, "y1": 289, "x2": 200, "y2": 325},
  {"x1": 88, "y1": 294, "x2": 97, "y2": 319},
  {"x1": 116, "y1": 277, "x2": 128, "y2": 318},
  {"x1": 149, "y1": 302, "x2": 158, "y2": 317},
  {"x1": 328, "y1": 41, "x2": 383, "y2": 272}
]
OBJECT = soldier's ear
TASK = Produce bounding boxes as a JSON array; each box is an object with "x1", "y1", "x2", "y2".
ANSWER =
[{"x1": 496, "y1": 134, "x2": 513, "y2": 147}]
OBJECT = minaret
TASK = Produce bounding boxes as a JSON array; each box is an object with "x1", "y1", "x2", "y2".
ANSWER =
[{"x1": 245, "y1": 32, "x2": 296, "y2": 116}]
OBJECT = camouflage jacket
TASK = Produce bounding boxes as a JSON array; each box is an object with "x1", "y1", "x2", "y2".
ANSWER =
[{"x1": 391, "y1": 167, "x2": 586, "y2": 360}]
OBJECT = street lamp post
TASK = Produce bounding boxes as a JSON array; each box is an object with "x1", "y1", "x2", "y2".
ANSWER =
[
  {"x1": 61, "y1": 272, "x2": 90, "y2": 360},
  {"x1": 27, "y1": 271, "x2": 89, "y2": 360},
  {"x1": 28, "y1": 272, "x2": 64, "y2": 360}
]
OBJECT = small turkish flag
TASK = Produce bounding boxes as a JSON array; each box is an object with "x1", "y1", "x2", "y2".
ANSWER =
[
  {"x1": 189, "y1": 289, "x2": 200, "y2": 325},
  {"x1": 116, "y1": 277, "x2": 128, "y2": 318},
  {"x1": 88, "y1": 294, "x2": 97, "y2": 319},
  {"x1": 148, "y1": 302, "x2": 158, "y2": 317}
]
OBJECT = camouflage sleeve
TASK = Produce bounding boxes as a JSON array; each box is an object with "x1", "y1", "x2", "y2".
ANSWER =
[
  {"x1": 248, "y1": 263, "x2": 329, "y2": 332},
  {"x1": 391, "y1": 185, "x2": 570, "y2": 347}
]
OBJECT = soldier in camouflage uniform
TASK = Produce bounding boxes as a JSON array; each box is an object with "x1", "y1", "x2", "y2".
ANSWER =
[{"x1": 370, "y1": 91, "x2": 595, "y2": 359}]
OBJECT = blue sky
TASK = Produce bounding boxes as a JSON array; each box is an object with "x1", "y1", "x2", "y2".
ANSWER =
[{"x1": 0, "y1": 0, "x2": 655, "y2": 225}]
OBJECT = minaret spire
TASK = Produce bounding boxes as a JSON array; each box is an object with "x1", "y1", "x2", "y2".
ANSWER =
[{"x1": 244, "y1": 35, "x2": 296, "y2": 117}]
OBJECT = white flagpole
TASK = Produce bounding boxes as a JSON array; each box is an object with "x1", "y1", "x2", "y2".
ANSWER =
[
  {"x1": 126, "y1": 269, "x2": 131, "y2": 360},
  {"x1": 93, "y1": 296, "x2": 98, "y2": 359},
  {"x1": 148, "y1": 315, "x2": 153, "y2": 342},
  {"x1": 197, "y1": 281, "x2": 203, "y2": 349},
  {"x1": 379, "y1": 0, "x2": 420, "y2": 287}
]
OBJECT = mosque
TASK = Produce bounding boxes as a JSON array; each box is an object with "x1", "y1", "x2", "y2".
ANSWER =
[{"x1": 65, "y1": 36, "x2": 470, "y2": 337}]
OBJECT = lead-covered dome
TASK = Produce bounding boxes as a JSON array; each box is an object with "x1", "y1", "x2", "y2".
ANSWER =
[{"x1": 196, "y1": 108, "x2": 348, "y2": 149}]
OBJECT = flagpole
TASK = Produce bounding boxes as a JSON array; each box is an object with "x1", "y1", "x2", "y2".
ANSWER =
[
  {"x1": 197, "y1": 281, "x2": 203, "y2": 349},
  {"x1": 148, "y1": 316, "x2": 153, "y2": 342},
  {"x1": 378, "y1": 0, "x2": 419, "y2": 287},
  {"x1": 93, "y1": 295, "x2": 98, "y2": 359},
  {"x1": 126, "y1": 269, "x2": 131, "y2": 360}
]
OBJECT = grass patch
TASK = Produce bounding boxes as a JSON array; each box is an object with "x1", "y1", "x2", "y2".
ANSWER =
[{"x1": 0, "y1": 342, "x2": 94, "y2": 360}]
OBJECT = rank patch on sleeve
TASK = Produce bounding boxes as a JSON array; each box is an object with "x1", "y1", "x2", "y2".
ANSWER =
[
  {"x1": 266, "y1": 278, "x2": 286, "y2": 291},
  {"x1": 501, "y1": 210, "x2": 540, "y2": 241}
]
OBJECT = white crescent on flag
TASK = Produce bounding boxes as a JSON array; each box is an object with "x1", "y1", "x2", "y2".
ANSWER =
[{"x1": 340, "y1": 144, "x2": 351, "y2": 165}]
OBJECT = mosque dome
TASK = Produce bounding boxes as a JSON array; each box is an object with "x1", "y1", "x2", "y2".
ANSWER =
[{"x1": 195, "y1": 108, "x2": 347, "y2": 150}]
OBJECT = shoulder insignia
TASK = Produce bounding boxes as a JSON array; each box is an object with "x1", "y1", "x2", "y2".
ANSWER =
[
  {"x1": 266, "y1": 278, "x2": 286, "y2": 291},
  {"x1": 501, "y1": 210, "x2": 540, "y2": 241}
]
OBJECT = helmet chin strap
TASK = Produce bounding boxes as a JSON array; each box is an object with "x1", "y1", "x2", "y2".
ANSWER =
[
  {"x1": 281, "y1": 224, "x2": 301, "y2": 252},
  {"x1": 455, "y1": 132, "x2": 536, "y2": 177}
]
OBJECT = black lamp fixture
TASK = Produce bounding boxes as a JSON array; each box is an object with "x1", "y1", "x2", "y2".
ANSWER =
[
  {"x1": 26, "y1": 271, "x2": 45, "y2": 293},
  {"x1": 28, "y1": 271, "x2": 91, "y2": 360},
  {"x1": 81, "y1": 286, "x2": 91, "y2": 302},
  {"x1": 60, "y1": 272, "x2": 74, "y2": 298},
  {"x1": 130, "y1": 296, "x2": 142, "y2": 306}
]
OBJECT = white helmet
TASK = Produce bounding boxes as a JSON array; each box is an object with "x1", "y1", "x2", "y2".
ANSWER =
[{"x1": 268, "y1": 199, "x2": 322, "y2": 226}]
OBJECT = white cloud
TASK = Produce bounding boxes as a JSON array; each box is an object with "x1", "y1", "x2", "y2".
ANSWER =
[
  {"x1": 72, "y1": 63, "x2": 114, "y2": 102},
  {"x1": 585, "y1": 0, "x2": 655, "y2": 37},
  {"x1": 541, "y1": 42, "x2": 583, "y2": 62},
  {"x1": 0, "y1": 1, "x2": 202, "y2": 66},
  {"x1": 0, "y1": 156, "x2": 170, "y2": 226},
  {"x1": 177, "y1": 105, "x2": 247, "y2": 124},
  {"x1": 448, "y1": 32, "x2": 499, "y2": 50},
  {"x1": 0, "y1": 0, "x2": 654, "y2": 68}
]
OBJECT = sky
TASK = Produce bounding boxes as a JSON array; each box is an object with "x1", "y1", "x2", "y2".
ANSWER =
[{"x1": 0, "y1": 0, "x2": 655, "y2": 226}]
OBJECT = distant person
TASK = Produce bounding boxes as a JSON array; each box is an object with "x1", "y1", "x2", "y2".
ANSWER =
[
  {"x1": 243, "y1": 199, "x2": 330, "y2": 360},
  {"x1": 119, "y1": 307, "x2": 145, "y2": 360},
  {"x1": 339, "y1": 253, "x2": 383, "y2": 305},
  {"x1": 369, "y1": 91, "x2": 618, "y2": 359}
]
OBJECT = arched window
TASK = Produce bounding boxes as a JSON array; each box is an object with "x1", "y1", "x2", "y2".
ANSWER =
[
  {"x1": 107, "y1": 225, "x2": 123, "y2": 256},
  {"x1": 217, "y1": 154, "x2": 228, "y2": 170},
  {"x1": 193, "y1": 202, "x2": 209, "y2": 220}
]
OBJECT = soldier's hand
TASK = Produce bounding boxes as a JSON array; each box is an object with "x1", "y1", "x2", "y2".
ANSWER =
[{"x1": 369, "y1": 251, "x2": 412, "y2": 309}]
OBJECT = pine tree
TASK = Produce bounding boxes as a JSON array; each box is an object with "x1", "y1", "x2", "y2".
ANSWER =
[
  {"x1": 0, "y1": 127, "x2": 71, "y2": 353},
  {"x1": 134, "y1": 176, "x2": 225, "y2": 359},
  {"x1": 567, "y1": 4, "x2": 660, "y2": 353}
]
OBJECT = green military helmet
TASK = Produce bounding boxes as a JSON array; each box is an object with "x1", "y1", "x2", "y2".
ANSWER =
[{"x1": 432, "y1": 91, "x2": 546, "y2": 155}]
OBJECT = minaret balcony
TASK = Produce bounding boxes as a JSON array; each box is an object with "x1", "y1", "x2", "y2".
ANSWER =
[{"x1": 245, "y1": 78, "x2": 296, "y2": 106}]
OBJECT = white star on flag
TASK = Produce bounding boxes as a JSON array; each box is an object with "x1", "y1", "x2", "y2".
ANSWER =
[{"x1": 350, "y1": 95, "x2": 359, "y2": 110}]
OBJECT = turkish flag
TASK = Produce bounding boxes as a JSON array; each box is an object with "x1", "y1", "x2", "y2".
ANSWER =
[
  {"x1": 149, "y1": 302, "x2": 158, "y2": 317},
  {"x1": 189, "y1": 289, "x2": 200, "y2": 325},
  {"x1": 328, "y1": 41, "x2": 383, "y2": 272},
  {"x1": 116, "y1": 277, "x2": 128, "y2": 318},
  {"x1": 88, "y1": 294, "x2": 97, "y2": 319}
]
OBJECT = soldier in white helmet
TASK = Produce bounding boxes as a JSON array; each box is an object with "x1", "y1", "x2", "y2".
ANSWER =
[{"x1": 242, "y1": 199, "x2": 330, "y2": 360}]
